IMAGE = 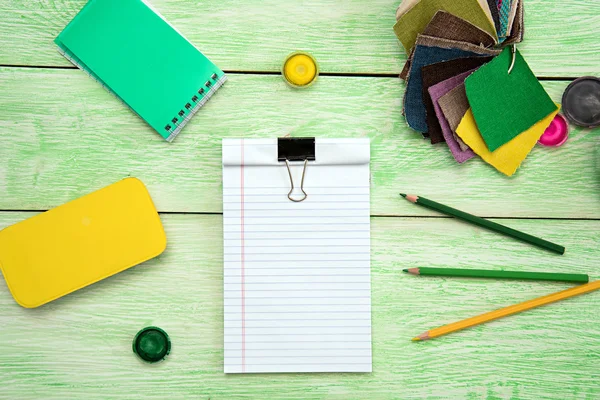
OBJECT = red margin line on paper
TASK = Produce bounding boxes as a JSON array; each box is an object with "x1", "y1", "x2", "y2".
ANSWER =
[{"x1": 240, "y1": 138, "x2": 246, "y2": 372}]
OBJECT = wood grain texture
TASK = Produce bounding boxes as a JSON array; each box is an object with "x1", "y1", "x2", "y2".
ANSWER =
[
  {"x1": 1, "y1": 1, "x2": 599, "y2": 397},
  {"x1": 0, "y1": 0, "x2": 599, "y2": 76},
  {"x1": 1, "y1": 67, "x2": 600, "y2": 218},
  {"x1": 0, "y1": 213, "x2": 599, "y2": 399}
]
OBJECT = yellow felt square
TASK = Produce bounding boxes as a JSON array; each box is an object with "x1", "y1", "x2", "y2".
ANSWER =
[{"x1": 456, "y1": 105, "x2": 560, "y2": 176}]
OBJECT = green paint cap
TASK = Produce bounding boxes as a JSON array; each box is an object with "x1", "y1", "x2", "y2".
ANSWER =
[{"x1": 133, "y1": 326, "x2": 171, "y2": 363}]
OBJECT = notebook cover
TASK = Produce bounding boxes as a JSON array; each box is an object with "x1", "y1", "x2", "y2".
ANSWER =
[
  {"x1": 55, "y1": 0, "x2": 226, "y2": 142},
  {"x1": 0, "y1": 178, "x2": 167, "y2": 308}
]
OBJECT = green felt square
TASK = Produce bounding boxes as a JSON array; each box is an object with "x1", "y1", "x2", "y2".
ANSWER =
[{"x1": 465, "y1": 48, "x2": 558, "y2": 152}]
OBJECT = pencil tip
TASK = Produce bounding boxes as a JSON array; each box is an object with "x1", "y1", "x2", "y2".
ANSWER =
[
  {"x1": 400, "y1": 193, "x2": 407, "y2": 198},
  {"x1": 413, "y1": 332, "x2": 430, "y2": 341},
  {"x1": 402, "y1": 269, "x2": 409, "y2": 273}
]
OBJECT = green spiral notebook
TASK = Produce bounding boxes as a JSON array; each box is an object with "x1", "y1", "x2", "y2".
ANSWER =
[{"x1": 55, "y1": 0, "x2": 226, "y2": 142}]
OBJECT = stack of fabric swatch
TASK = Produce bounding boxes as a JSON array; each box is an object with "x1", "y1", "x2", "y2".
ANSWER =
[{"x1": 394, "y1": 0, "x2": 559, "y2": 177}]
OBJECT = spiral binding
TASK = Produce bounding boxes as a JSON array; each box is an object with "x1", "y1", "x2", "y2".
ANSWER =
[
  {"x1": 57, "y1": 46, "x2": 113, "y2": 96},
  {"x1": 164, "y1": 72, "x2": 227, "y2": 142}
]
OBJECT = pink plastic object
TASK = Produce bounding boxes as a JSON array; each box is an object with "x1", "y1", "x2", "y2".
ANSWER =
[{"x1": 538, "y1": 114, "x2": 569, "y2": 147}]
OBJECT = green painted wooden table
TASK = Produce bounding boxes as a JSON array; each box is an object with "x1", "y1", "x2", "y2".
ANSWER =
[{"x1": 1, "y1": 1, "x2": 599, "y2": 398}]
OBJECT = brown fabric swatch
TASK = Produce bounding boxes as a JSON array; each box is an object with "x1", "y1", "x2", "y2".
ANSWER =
[
  {"x1": 503, "y1": 0, "x2": 524, "y2": 45},
  {"x1": 400, "y1": 47, "x2": 415, "y2": 81},
  {"x1": 421, "y1": 56, "x2": 494, "y2": 144},
  {"x1": 416, "y1": 35, "x2": 501, "y2": 55},
  {"x1": 438, "y1": 83, "x2": 472, "y2": 149},
  {"x1": 421, "y1": 11, "x2": 497, "y2": 47},
  {"x1": 401, "y1": 35, "x2": 499, "y2": 82},
  {"x1": 399, "y1": 11, "x2": 497, "y2": 81}
]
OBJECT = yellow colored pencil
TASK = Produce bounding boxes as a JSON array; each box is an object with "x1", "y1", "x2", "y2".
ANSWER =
[{"x1": 413, "y1": 280, "x2": 600, "y2": 341}]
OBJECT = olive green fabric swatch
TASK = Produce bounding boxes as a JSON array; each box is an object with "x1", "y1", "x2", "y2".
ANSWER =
[
  {"x1": 396, "y1": 0, "x2": 496, "y2": 25},
  {"x1": 393, "y1": 0, "x2": 498, "y2": 54},
  {"x1": 420, "y1": 11, "x2": 497, "y2": 48},
  {"x1": 464, "y1": 48, "x2": 557, "y2": 152}
]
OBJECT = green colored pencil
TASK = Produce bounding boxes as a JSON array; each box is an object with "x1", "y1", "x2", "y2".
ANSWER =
[
  {"x1": 403, "y1": 267, "x2": 588, "y2": 283},
  {"x1": 400, "y1": 194, "x2": 565, "y2": 255}
]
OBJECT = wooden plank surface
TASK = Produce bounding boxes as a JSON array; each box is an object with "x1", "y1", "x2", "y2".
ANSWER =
[
  {"x1": 1, "y1": 67, "x2": 599, "y2": 218},
  {"x1": 0, "y1": 0, "x2": 599, "y2": 76},
  {"x1": 1, "y1": 0, "x2": 599, "y2": 398},
  {"x1": 0, "y1": 213, "x2": 598, "y2": 399}
]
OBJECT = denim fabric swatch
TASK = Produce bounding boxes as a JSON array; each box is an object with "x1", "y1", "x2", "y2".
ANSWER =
[
  {"x1": 404, "y1": 38, "x2": 498, "y2": 133},
  {"x1": 422, "y1": 56, "x2": 493, "y2": 143},
  {"x1": 399, "y1": 11, "x2": 496, "y2": 81}
]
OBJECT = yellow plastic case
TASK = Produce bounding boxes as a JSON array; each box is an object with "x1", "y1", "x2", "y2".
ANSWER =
[{"x1": 0, "y1": 178, "x2": 167, "y2": 308}]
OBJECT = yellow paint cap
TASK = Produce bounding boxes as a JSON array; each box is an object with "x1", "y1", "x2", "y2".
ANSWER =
[{"x1": 282, "y1": 52, "x2": 319, "y2": 88}]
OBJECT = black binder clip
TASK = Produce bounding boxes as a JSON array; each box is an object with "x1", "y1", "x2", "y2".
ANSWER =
[{"x1": 278, "y1": 137, "x2": 315, "y2": 203}]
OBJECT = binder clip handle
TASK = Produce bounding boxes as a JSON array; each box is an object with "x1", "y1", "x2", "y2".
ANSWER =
[
  {"x1": 278, "y1": 137, "x2": 315, "y2": 203},
  {"x1": 508, "y1": 44, "x2": 517, "y2": 75},
  {"x1": 285, "y1": 159, "x2": 308, "y2": 202}
]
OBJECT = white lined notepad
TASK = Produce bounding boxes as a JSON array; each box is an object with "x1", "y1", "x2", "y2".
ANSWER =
[{"x1": 222, "y1": 138, "x2": 372, "y2": 374}]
